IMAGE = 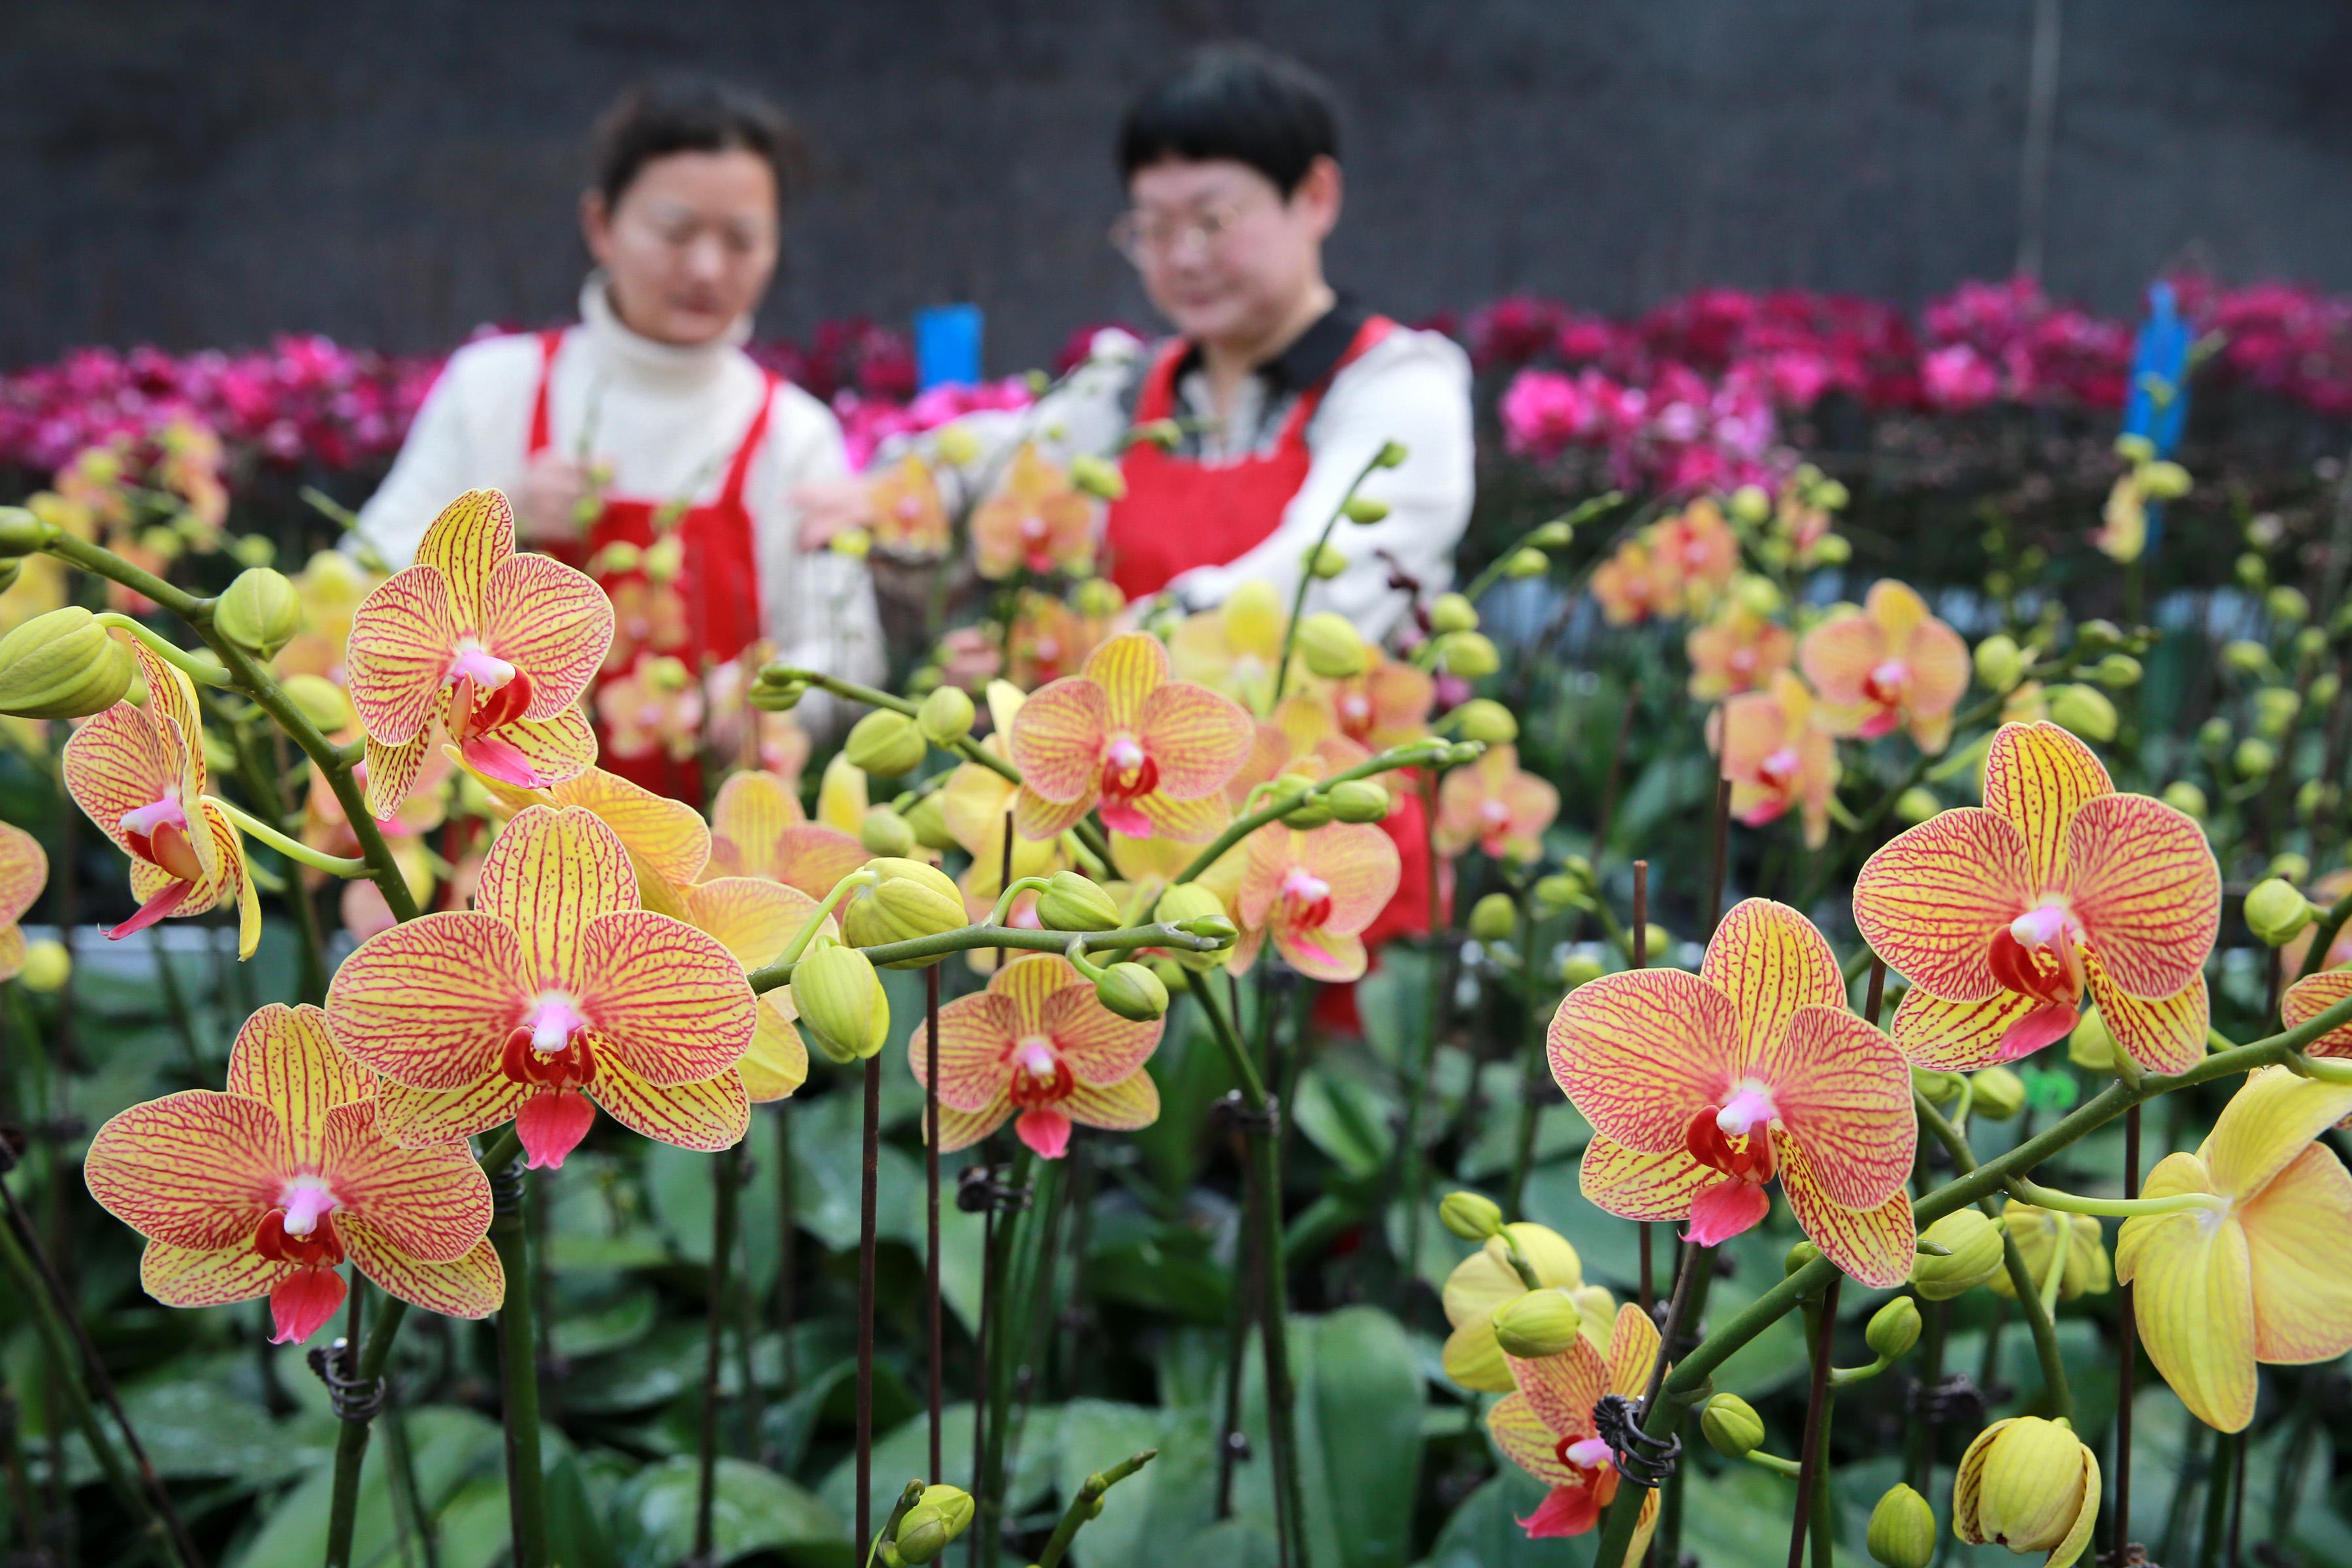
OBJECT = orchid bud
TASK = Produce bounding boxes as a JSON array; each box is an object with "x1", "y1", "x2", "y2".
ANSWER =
[
  {"x1": 2076, "y1": 619, "x2": 2124, "y2": 653},
  {"x1": 1785, "y1": 1241, "x2": 1823, "y2": 1276},
  {"x1": 933, "y1": 423, "x2": 982, "y2": 466},
  {"x1": 282, "y1": 672, "x2": 356, "y2": 734},
  {"x1": 1429, "y1": 593, "x2": 1478, "y2": 634},
  {"x1": 1071, "y1": 577, "x2": 1126, "y2": 619},
  {"x1": 2222, "y1": 638, "x2": 2274, "y2": 677},
  {"x1": 0, "y1": 506, "x2": 54, "y2": 556},
  {"x1": 1865, "y1": 1297, "x2": 1921, "y2": 1361},
  {"x1": 749, "y1": 678, "x2": 807, "y2": 712},
  {"x1": 2312, "y1": 670, "x2": 2343, "y2": 710},
  {"x1": 2246, "y1": 877, "x2": 2315, "y2": 947},
  {"x1": 1439, "y1": 1190, "x2": 1506, "y2": 1242},
  {"x1": 1453, "y1": 698, "x2": 1517, "y2": 745},
  {"x1": 1972, "y1": 634, "x2": 2027, "y2": 693},
  {"x1": 841, "y1": 859, "x2": 967, "y2": 961},
  {"x1": 860, "y1": 806, "x2": 916, "y2": 858},
  {"x1": 1373, "y1": 440, "x2": 1409, "y2": 469},
  {"x1": 1503, "y1": 547, "x2": 1548, "y2": 580},
  {"x1": 2159, "y1": 780, "x2": 2207, "y2": 820},
  {"x1": 1910, "y1": 1210, "x2": 2005, "y2": 1300},
  {"x1": 0, "y1": 609, "x2": 136, "y2": 719},
  {"x1": 590, "y1": 540, "x2": 642, "y2": 576},
  {"x1": 1735, "y1": 575, "x2": 1784, "y2": 617},
  {"x1": 1559, "y1": 952, "x2": 1605, "y2": 988},
  {"x1": 1729, "y1": 484, "x2": 1772, "y2": 525},
  {"x1": 1805, "y1": 533, "x2": 1852, "y2": 566},
  {"x1": 2140, "y1": 459, "x2": 2192, "y2": 500},
  {"x1": 1990, "y1": 1207, "x2": 2110, "y2": 1301},
  {"x1": 1953, "y1": 1418, "x2": 2096, "y2": 1558},
  {"x1": 917, "y1": 685, "x2": 975, "y2": 747},
  {"x1": 1129, "y1": 418, "x2": 1182, "y2": 452},
  {"x1": 644, "y1": 534, "x2": 685, "y2": 583},
  {"x1": 1534, "y1": 874, "x2": 1583, "y2": 911},
  {"x1": 214, "y1": 568, "x2": 302, "y2": 659},
  {"x1": 1037, "y1": 870, "x2": 1121, "y2": 933},
  {"x1": 2046, "y1": 683, "x2": 2117, "y2": 743},
  {"x1": 793, "y1": 941, "x2": 890, "y2": 1063},
  {"x1": 892, "y1": 1484, "x2": 974, "y2": 1564},
  {"x1": 1469, "y1": 893, "x2": 1518, "y2": 943},
  {"x1": 19, "y1": 939, "x2": 70, "y2": 994},
  {"x1": 2114, "y1": 433, "x2": 2157, "y2": 465},
  {"x1": 1069, "y1": 453, "x2": 1126, "y2": 501},
  {"x1": 2066, "y1": 1011, "x2": 2115, "y2": 1073},
  {"x1": 1305, "y1": 542, "x2": 1347, "y2": 580},
  {"x1": 1154, "y1": 883, "x2": 1233, "y2": 972},
  {"x1": 1491, "y1": 1288, "x2": 1583, "y2": 1360},
  {"x1": 1439, "y1": 632, "x2": 1501, "y2": 680},
  {"x1": 1867, "y1": 1484, "x2": 1938, "y2": 1568},
  {"x1": 1296, "y1": 613, "x2": 1368, "y2": 679},
  {"x1": 1895, "y1": 787, "x2": 1941, "y2": 825},
  {"x1": 2300, "y1": 779, "x2": 2340, "y2": 820},
  {"x1": 1642, "y1": 924, "x2": 1671, "y2": 962},
  {"x1": 1912, "y1": 1067, "x2": 1962, "y2": 1105},
  {"x1": 845, "y1": 710, "x2": 927, "y2": 777},
  {"x1": 1701, "y1": 1393, "x2": 1765, "y2": 1458},
  {"x1": 1970, "y1": 1066, "x2": 2026, "y2": 1122},
  {"x1": 1326, "y1": 779, "x2": 1389, "y2": 824},
  {"x1": 2235, "y1": 736, "x2": 2277, "y2": 778},
  {"x1": 1342, "y1": 495, "x2": 1390, "y2": 525},
  {"x1": 2091, "y1": 653, "x2": 2142, "y2": 689},
  {"x1": 2253, "y1": 685, "x2": 2302, "y2": 738},
  {"x1": 2268, "y1": 585, "x2": 2311, "y2": 625},
  {"x1": 1530, "y1": 521, "x2": 1574, "y2": 550},
  {"x1": 1094, "y1": 961, "x2": 1169, "y2": 1022}
]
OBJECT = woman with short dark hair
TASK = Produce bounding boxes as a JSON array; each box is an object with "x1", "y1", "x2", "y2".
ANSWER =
[{"x1": 359, "y1": 74, "x2": 881, "y2": 792}]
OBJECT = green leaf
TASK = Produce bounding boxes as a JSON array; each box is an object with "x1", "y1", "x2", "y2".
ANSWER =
[
  {"x1": 1421, "y1": 1469, "x2": 1556, "y2": 1567},
  {"x1": 66, "y1": 1368, "x2": 335, "y2": 1487},
  {"x1": 230, "y1": 1406, "x2": 507, "y2": 1568},
  {"x1": 1293, "y1": 1069, "x2": 1396, "y2": 1179},
  {"x1": 610, "y1": 1454, "x2": 843, "y2": 1567}
]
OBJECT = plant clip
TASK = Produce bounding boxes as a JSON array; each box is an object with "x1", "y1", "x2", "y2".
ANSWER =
[
  {"x1": 1905, "y1": 1371, "x2": 1991, "y2": 1428},
  {"x1": 306, "y1": 1335, "x2": 389, "y2": 1423},
  {"x1": 1212, "y1": 1090, "x2": 1280, "y2": 1137},
  {"x1": 955, "y1": 1163, "x2": 1034, "y2": 1215},
  {"x1": 1591, "y1": 1392, "x2": 1681, "y2": 1486}
]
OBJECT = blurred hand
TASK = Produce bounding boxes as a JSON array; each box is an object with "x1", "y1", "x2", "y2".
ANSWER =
[
  {"x1": 938, "y1": 626, "x2": 1002, "y2": 690},
  {"x1": 791, "y1": 476, "x2": 876, "y2": 551},
  {"x1": 514, "y1": 452, "x2": 596, "y2": 542}
]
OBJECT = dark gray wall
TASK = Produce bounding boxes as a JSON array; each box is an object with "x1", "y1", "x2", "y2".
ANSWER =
[{"x1": 5, "y1": 1, "x2": 2347, "y2": 369}]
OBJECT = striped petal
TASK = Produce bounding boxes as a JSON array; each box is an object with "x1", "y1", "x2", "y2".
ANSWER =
[
  {"x1": 1042, "y1": 985, "x2": 1162, "y2": 1085},
  {"x1": 1138, "y1": 680, "x2": 1253, "y2": 800},
  {"x1": 1548, "y1": 968, "x2": 1739, "y2": 1154},
  {"x1": 374, "y1": 1075, "x2": 532, "y2": 1149},
  {"x1": 326, "y1": 911, "x2": 527, "y2": 1089},
  {"x1": 480, "y1": 552, "x2": 613, "y2": 715},
  {"x1": 1083, "y1": 632, "x2": 1171, "y2": 731},
  {"x1": 0, "y1": 926, "x2": 23, "y2": 984},
  {"x1": 1013, "y1": 783, "x2": 1095, "y2": 843},
  {"x1": 678, "y1": 876, "x2": 816, "y2": 968},
  {"x1": 578, "y1": 911, "x2": 757, "y2": 1086},
  {"x1": 1275, "y1": 925, "x2": 1367, "y2": 984},
  {"x1": 1701, "y1": 898, "x2": 1847, "y2": 1069},
  {"x1": 140, "y1": 1240, "x2": 289, "y2": 1308},
  {"x1": 2282, "y1": 968, "x2": 2352, "y2": 1058},
  {"x1": 2082, "y1": 955, "x2": 2207, "y2": 1075},
  {"x1": 85, "y1": 1090, "x2": 286, "y2": 1249},
  {"x1": 2240, "y1": 1143, "x2": 2352, "y2": 1364},
  {"x1": 2201, "y1": 1064, "x2": 2352, "y2": 1201},
  {"x1": 61, "y1": 700, "x2": 176, "y2": 862},
  {"x1": 1486, "y1": 1394, "x2": 1578, "y2": 1486},
  {"x1": 742, "y1": 994, "x2": 809, "y2": 1103},
  {"x1": 1795, "y1": 606, "x2": 1886, "y2": 709},
  {"x1": 1981, "y1": 721, "x2": 2112, "y2": 889},
  {"x1": 768, "y1": 825, "x2": 872, "y2": 902},
  {"x1": 1853, "y1": 808, "x2": 2033, "y2": 1001},
  {"x1": 1603, "y1": 1300, "x2": 1662, "y2": 1399},
  {"x1": 344, "y1": 1222, "x2": 504, "y2": 1320},
  {"x1": 2063, "y1": 792, "x2": 2219, "y2": 997},
  {"x1": 1579, "y1": 1135, "x2": 1714, "y2": 1220},
  {"x1": 466, "y1": 706, "x2": 598, "y2": 792},
  {"x1": 214, "y1": 804, "x2": 261, "y2": 958},
  {"x1": 2115, "y1": 1152, "x2": 2254, "y2": 1431},
  {"x1": 1306, "y1": 823, "x2": 1401, "y2": 934},
  {"x1": 992, "y1": 953, "x2": 1082, "y2": 1034},
  {"x1": 414, "y1": 489, "x2": 513, "y2": 627},
  {"x1": 1887, "y1": 987, "x2": 2038, "y2": 1072},
  {"x1": 1506, "y1": 1337, "x2": 1606, "y2": 1442},
  {"x1": 1772, "y1": 1129, "x2": 1916, "y2": 1288},
  {"x1": 708, "y1": 770, "x2": 804, "y2": 877},
  {"x1": 322, "y1": 1100, "x2": 491, "y2": 1262},
  {"x1": 911, "y1": 992, "x2": 1018, "y2": 1113},
  {"x1": 592, "y1": 1057, "x2": 749, "y2": 1152},
  {"x1": 1065, "y1": 1071, "x2": 1160, "y2": 1132},
  {"x1": 363, "y1": 725, "x2": 442, "y2": 822},
  {"x1": 556, "y1": 766, "x2": 711, "y2": 887},
  {"x1": 932, "y1": 1096, "x2": 1012, "y2": 1154},
  {"x1": 346, "y1": 566, "x2": 457, "y2": 744},
  {"x1": 225, "y1": 1004, "x2": 372, "y2": 1166},
  {"x1": 1134, "y1": 788, "x2": 1230, "y2": 845},
  {"x1": 1766, "y1": 1004, "x2": 1914, "y2": 1210},
  {"x1": 477, "y1": 806, "x2": 636, "y2": 990},
  {"x1": 0, "y1": 821, "x2": 48, "y2": 927},
  {"x1": 1007, "y1": 678, "x2": 1108, "y2": 805}
]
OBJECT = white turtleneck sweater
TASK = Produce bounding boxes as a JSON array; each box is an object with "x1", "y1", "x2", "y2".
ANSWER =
[{"x1": 357, "y1": 276, "x2": 884, "y2": 701}]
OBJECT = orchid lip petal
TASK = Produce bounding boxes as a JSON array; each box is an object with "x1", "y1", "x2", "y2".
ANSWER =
[{"x1": 276, "y1": 1175, "x2": 339, "y2": 1237}]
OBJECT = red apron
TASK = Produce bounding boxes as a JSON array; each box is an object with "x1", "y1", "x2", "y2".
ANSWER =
[
  {"x1": 527, "y1": 327, "x2": 775, "y2": 802},
  {"x1": 1102, "y1": 318, "x2": 1436, "y2": 1021}
]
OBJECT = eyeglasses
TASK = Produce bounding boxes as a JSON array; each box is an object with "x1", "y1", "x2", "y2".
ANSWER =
[{"x1": 1108, "y1": 195, "x2": 1262, "y2": 262}]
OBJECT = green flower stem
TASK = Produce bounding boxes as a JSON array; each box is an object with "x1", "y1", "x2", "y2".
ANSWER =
[
  {"x1": 40, "y1": 529, "x2": 419, "y2": 923},
  {"x1": 323, "y1": 1294, "x2": 412, "y2": 1568},
  {"x1": 1827, "y1": 1353, "x2": 1896, "y2": 1389},
  {"x1": 2286, "y1": 1049, "x2": 2352, "y2": 1085},
  {"x1": 975, "y1": 1150, "x2": 1053, "y2": 1568},
  {"x1": 694, "y1": 1143, "x2": 745, "y2": 1566},
  {"x1": 775, "y1": 868, "x2": 882, "y2": 970},
  {"x1": 1183, "y1": 969, "x2": 1309, "y2": 1568},
  {"x1": 1397, "y1": 770, "x2": 1446, "y2": 1295},
  {"x1": 221, "y1": 713, "x2": 329, "y2": 1003},
  {"x1": 1744, "y1": 1450, "x2": 1805, "y2": 1479},
  {"x1": 863, "y1": 1480, "x2": 927, "y2": 1568},
  {"x1": 1625, "y1": 1237, "x2": 1716, "y2": 1568},
  {"x1": 1588, "y1": 997, "x2": 2352, "y2": 1568},
  {"x1": 93, "y1": 613, "x2": 231, "y2": 685},
  {"x1": 2005, "y1": 1176, "x2": 2229, "y2": 1219},
  {"x1": 1503, "y1": 898, "x2": 1548, "y2": 1220},
  {"x1": 2296, "y1": 887, "x2": 2352, "y2": 982},
  {"x1": 1268, "y1": 449, "x2": 1388, "y2": 711},
  {"x1": 200, "y1": 793, "x2": 370, "y2": 877},
  {"x1": 1161, "y1": 738, "x2": 1458, "y2": 896},
  {"x1": 1034, "y1": 1449, "x2": 1159, "y2": 1568},
  {"x1": 987, "y1": 875, "x2": 1054, "y2": 928},
  {"x1": 1789, "y1": 1277, "x2": 1840, "y2": 1568},
  {"x1": 485, "y1": 1145, "x2": 547, "y2": 1568},
  {"x1": 745, "y1": 920, "x2": 1226, "y2": 994},
  {"x1": 1453, "y1": 492, "x2": 1627, "y2": 608}
]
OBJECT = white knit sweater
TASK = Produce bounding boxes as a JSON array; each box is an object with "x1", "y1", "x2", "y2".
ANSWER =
[{"x1": 357, "y1": 275, "x2": 884, "y2": 693}]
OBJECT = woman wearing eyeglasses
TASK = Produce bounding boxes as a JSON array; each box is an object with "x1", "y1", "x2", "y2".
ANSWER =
[{"x1": 357, "y1": 76, "x2": 883, "y2": 797}]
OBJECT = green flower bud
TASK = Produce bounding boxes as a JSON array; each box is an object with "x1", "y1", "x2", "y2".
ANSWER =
[
  {"x1": 2114, "y1": 433, "x2": 2157, "y2": 465},
  {"x1": 2234, "y1": 552, "x2": 2270, "y2": 591},
  {"x1": 2253, "y1": 686, "x2": 2301, "y2": 739},
  {"x1": 2311, "y1": 671, "x2": 2344, "y2": 710},
  {"x1": 2092, "y1": 653, "x2": 2143, "y2": 689},
  {"x1": 2076, "y1": 619, "x2": 2124, "y2": 653},
  {"x1": 2222, "y1": 638, "x2": 2274, "y2": 678},
  {"x1": 2235, "y1": 736, "x2": 2277, "y2": 778},
  {"x1": 860, "y1": 806, "x2": 917, "y2": 858},
  {"x1": 1533, "y1": 874, "x2": 1584, "y2": 911},
  {"x1": 1094, "y1": 960, "x2": 1169, "y2": 1022},
  {"x1": 1296, "y1": 612, "x2": 1369, "y2": 679},
  {"x1": 917, "y1": 685, "x2": 975, "y2": 747},
  {"x1": 749, "y1": 678, "x2": 807, "y2": 712},
  {"x1": 1325, "y1": 779, "x2": 1390, "y2": 824},
  {"x1": 1972, "y1": 634, "x2": 2027, "y2": 693},
  {"x1": 841, "y1": 859, "x2": 967, "y2": 961},
  {"x1": 1560, "y1": 951, "x2": 1605, "y2": 988},
  {"x1": 892, "y1": 1483, "x2": 974, "y2": 1564},
  {"x1": 1912, "y1": 1067, "x2": 1963, "y2": 1105},
  {"x1": 1305, "y1": 542, "x2": 1348, "y2": 580},
  {"x1": 1865, "y1": 1296, "x2": 1922, "y2": 1361},
  {"x1": 1127, "y1": 419, "x2": 1181, "y2": 453},
  {"x1": 845, "y1": 710, "x2": 926, "y2": 776},
  {"x1": 1037, "y1": 870, "x2": 1122, "y2": 933},
  {"x1": 1641, "y1": 924, "x2": 1671, "y2": 962},
  {"x1": 281, "y1": 672, "x2": 356, "y2": 734},
  {"x1": 2067, "y1": 1011, "x2": 2115, "y2": 1072},
  {"x1": 1729, "y1": 484, "x2": 1772, "y2": 525},
  {"x1": 1785, "y1": 1241, "x2": 1823, "y2": 1276},
  {"x1": 1910, "y1": 1209, "x2": 2006, "y2": 1300},
  {"x1": 1468, "y1": 893, "x2": 1518, "y2": 943},
  {"x1": 1069, "y1": 452, "x2": 1127, "y2": 500},
  {"x1": 1439, "y1": 631, "x2": 1501, "y2": 680},
  {"x1": 1343, "y1": 495, "x2": 1391, "y2": 525},
  {"x1": 792, "y1": 941, "x2": 890, "y2": 1062},
  {"x1": 1970, "y1": 1065, "x2": 2026, "y2": 1122},
  {"x1": 1453, "y1": 698, "x2": 1518, "y2": 745},
  {"x1": 0, "y1": 506, "x2": 54, "y2": 556},
  {"x1": 2268, "y1": 585, "x2": 2311, "y2": 625},
  {"x1": 2159, "y1": 780, "x2": 2207, "y2": 820},
  {"x1": 1701, "y1": 1392, "x2": 1766, "y2": 1459},
  {"x1": 1735, "y1": 574, "x2": 1784, "y2": 617},
  {"x1": 1867, "y1": 1484, "x2": 1938, "y2": 1568},
  {"x1": 2046, "y1": 683, "x2": 2117, "y2": 743},
  {"x1": 214, "y1": 567, "x2": 302, "y2": 659},
  {"x1": 1491, "y1": 1288, "x2": 1584, "y2": 1360},
  {"x1": 1439, "y1": 1190, "x2": 1506, "y2": 1243},
  {"x1": 2139, "y1": 459, "x2": 2192, "y2": 500},
  {"x1": 2196, "y1": 717, "x2": 2232, "y2": 756},
  {"x1": 1444, "y1": 742, "x2": 1484, "y2": 766},
  {"x1": 1895, "y1": 787, "x2": 1942, "y2": 825},
  {"x1": 1429, "y1": 593, "x2": 1478, "y2": 634},
  {"x1": 1529, "y1": 520, "x2": 1573, "y2": 549},
  {"x1": 1503, "y1": 547, "x2": 1548, "y2": 580},
  {"x1": 2270, "y1": 851, "x2": 2313, "y2": 886},
  {"x1": 904, "y1": 793, "x2": 958, "y2": 853},
  {"x1": 2246, "y1": 877, "x2": 2316, "y2": 947},
  {"x1": 2295, "y1": 625, "x2": 2330, "y2": 661},
  {"x1": 1282, "y1": 796, "x2": 1334, "y2": 829},
  {"x1": 1154, "y1": 883, "x2": 1234, "y2": 972},
  {"x1": 1990, "y1": 1207, "x2": 2110, "y2": 1301},
  {"x1": 1805, "y1": 533, "x2": 1854, "y2": 566},
  {"x1": 0, "y1": 608, "x2": 137, "y2": 719},
  {"x1": 1373, "y1": 441, "x2": 1409, "y2": 469},
  {"x1": 2299, "y1": 779, "x2": 2340, "y2": 821},
  {"x1": 19, "y1": 938, "x2": 71, "y2": 994}
]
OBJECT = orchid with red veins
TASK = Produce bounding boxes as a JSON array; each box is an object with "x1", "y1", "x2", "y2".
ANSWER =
[
  {"x1": 705, "y1": 769, "x2": 872, "y2": 902},
  {"x1": 1550, "y1": 898, "x2": 1918, "y2": 1286},
  {"x1": 1007, "y1": 632, "x2": 1252, "y2": 841},
  {"x1": 1488, "y1": 1303, "x2": 1663, "y2": 1548},
  {"x1": 1854, "y1": 722, "x2": 2219, "y2": 1074},
  {"x1": 1435, "y1": 743, "x2": 1560, "y2": 862},
  {"x1": 972, "y1": 445, "x2": 1095, "y2": 581},
  {"x1": 1799, "y1": 580, "x2": 1971, "y2": 751},
  {"x1": 1233, "y1": 820, "x2": 1401, "y2": 983},
  {"x1": 344, "y1": 488, "x2": 613, "y2": 818},
  {"x1": 63, "y1": 639, "x2": 260, "y2": 955},
  {"x1": 0, "y1": 821, "x2": 46, "y2": 979},
  {"x1": 324, "y1": 804, "x2": 758, "y2": 1169},
  {"x1": 83, "y1": 1004, "x2": 501, "y2": 1345},
  {"x1": 1713, "y1": 672, "x2": 1839, "y2": 848}
]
